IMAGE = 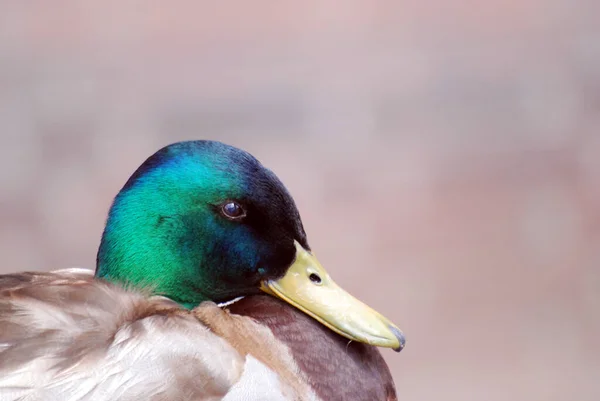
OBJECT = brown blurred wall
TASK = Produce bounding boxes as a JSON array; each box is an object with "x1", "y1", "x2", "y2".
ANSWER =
[{"x1": 1, "y1": 2, "x2": 599, "y2": 400}]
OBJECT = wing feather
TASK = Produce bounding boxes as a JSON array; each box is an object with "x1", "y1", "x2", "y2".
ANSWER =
[
  {"x1": 0, "y1": 270, "x2": 244, "y2": 401},
  {"x1": 0, "y1": 270, "x2": 316, "y2": 400}
]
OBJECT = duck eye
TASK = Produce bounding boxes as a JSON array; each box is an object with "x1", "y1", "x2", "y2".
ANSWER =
[{"x1": 221, "y1": 201, "x2": 245, "y2": 220}]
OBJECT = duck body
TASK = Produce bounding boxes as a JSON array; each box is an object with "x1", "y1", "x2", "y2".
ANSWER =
[
  {"x1": 0, "y1": 269, "x2": 396, "y2": 400},
  {"x1": 0, "y1": 269, "x2": 318, "y2": 400},
  {"x1": 0, "y1": 141, "x2": 402, "y2": 400}
]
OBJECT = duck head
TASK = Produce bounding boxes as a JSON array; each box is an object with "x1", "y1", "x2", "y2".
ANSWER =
[{"x1": 96, "y1": 140, "x2": 405, "y2": 351}]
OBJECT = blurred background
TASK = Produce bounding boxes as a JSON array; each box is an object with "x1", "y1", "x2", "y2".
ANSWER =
[{"x1": 1, "y1": 1, "x2": 599, "y2": 400}]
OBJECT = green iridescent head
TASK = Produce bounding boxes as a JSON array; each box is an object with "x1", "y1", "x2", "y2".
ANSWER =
[
  {"x1": 95, "y1": 140, "x2": 405, "y2": 351},
  {"x1": 96, "y1": 140, "x2": 308, "y2": 307}
]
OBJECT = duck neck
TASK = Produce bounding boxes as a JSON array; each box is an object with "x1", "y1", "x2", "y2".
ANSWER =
[{"x1": 95, "y1": 191, "x2": 213, "y2": 308}]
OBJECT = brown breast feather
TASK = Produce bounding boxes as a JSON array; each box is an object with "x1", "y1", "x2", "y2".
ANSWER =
[{"x1": 226, "y1": 295, "x2": 398, "y2": 401}]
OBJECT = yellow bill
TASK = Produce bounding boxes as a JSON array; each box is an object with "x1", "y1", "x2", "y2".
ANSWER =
[{"x1": 261, "y1": 241, "x2": 405, "y2": 352}]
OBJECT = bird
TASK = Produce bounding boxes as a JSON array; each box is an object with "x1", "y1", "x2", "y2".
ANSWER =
[{"x1": 0, "y1": 140, "x2": 404, "y2": 401}]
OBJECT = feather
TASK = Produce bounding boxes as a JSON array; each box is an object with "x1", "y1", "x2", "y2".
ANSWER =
[{"x1": 0, "y1": 270, "x2": 317, "y2": 401}]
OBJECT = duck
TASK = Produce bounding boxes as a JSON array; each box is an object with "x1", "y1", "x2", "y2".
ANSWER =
[{"x1": 0, "y1": 140, "x2": 404, "y2": 401}]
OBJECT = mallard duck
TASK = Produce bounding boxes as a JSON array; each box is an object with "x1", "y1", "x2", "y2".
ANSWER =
[{"x1": 0, "y1": 140, "x2": 404, "y2": 401}]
